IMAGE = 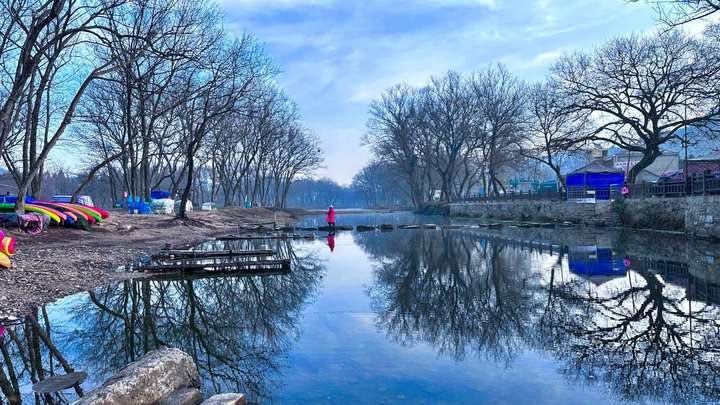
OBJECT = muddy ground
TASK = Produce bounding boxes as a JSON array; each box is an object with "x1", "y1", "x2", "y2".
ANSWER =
[{"x1": 0, "y1": 207, "x2": 303, "y2": 318}]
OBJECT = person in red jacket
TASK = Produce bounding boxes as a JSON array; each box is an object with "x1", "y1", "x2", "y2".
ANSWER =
[{"x1": 326, "y1": 205, "x2": 336, "y2": 227}]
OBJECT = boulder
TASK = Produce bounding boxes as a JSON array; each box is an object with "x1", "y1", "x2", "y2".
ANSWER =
[
  {"x1": 73, "y1": 347, "x2": 200, "y2": 405},
  {"x1": 201, "y1": 393, "x2": 246, "y2": 405},
  {"x1": 158, "y1": 388, "x2": 203, "y2": 405}
]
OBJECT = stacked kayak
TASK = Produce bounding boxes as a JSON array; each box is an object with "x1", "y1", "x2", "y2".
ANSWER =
[{"x1": 0, "y1": 201, "x2": 109, "y2": 229}]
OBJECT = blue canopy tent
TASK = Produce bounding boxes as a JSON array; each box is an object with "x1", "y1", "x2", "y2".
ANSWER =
[
  {"x1": 566, "y1": 159, "x2": 624, "y2": 200},
  {"x1": 569, "y1": 246, "x2": 627, "y2": 285}
]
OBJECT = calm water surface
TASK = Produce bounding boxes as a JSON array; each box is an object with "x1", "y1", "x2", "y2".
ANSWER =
[{"x1": 2, "y1": 212, "x2": 720, "y2": 404}]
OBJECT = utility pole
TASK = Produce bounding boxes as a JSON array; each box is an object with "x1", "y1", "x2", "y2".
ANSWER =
[{"x1": 684, "y1": 104, "x2": 689, "y2": 195}]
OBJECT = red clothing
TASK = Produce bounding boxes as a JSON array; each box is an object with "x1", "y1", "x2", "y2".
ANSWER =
[
  {"x1": 326, "y1": 207, "x2": 335, "y2": 223},
  {"x1": 327, "y1": 234, "x2": 335, "y2": 252}
]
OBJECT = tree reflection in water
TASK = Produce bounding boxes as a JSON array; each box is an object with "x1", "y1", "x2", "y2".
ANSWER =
[
  {"x1": 360, "y1": 229, "x2": 720, "y2": 403},
  {"x1": 361, "y1": 230, "x2": 539, "y2": 363},
  {"x1": 535, "y1": 263, "x2": 720, "y2": 403},
  {"x1": 0, "y1": 307, "x2": 85, "y2": 404},
  {"x1": 0, "y1": 238, "x2": 324, "y2": 404}
]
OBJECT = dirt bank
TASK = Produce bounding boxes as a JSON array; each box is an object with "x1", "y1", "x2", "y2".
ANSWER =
[{"x1": 0, "y1": 207, "x2": 302, "y2": 318}]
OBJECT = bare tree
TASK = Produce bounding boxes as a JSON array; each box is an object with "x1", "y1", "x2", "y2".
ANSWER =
[
  {"x1": 553, "y1": 30, "x2": 720, "y2": 182},
  {"x1": 519, "y1": 81, "x2": 588, "y2": 188},
  {"x1": 365, "y1": 84, "x2": 428, "y2": 208},
  {"x1": 635, "y1": 0, "x2": 720, "y2": 26},
  {"x1": 175, "y1": 34, "x2": 275, "y2": 218},
  {"x1": 470, "y1": 65, "x2": 527, "y2": 196}
]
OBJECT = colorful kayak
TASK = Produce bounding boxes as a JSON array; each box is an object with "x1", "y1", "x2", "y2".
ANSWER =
[
  {"x1": 31, "y1": 204, "x2": 66, "y2": 223},
  {"x1": 0, "y1": 203, "x2": 63, "y2": 224},
  {"x1": 88, "y1": 205, "x2": 110, "y2": 219},
  {"x1": 57, "y1": 203, "x2": 102, "y2": 222},
  {"x1": 36, "y1": 202, "x2": 93, "y2": 223},
  {"x1": 2, "y1": 236, "x2": 15, "y2": 256},
  {"x1": 0, "y1": 252, "x2": 10, "y2": 269}
]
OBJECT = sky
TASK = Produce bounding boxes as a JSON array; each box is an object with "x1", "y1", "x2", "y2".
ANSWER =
[{"x1": 217, "y1": 0, "x2": 662, "y2": 185}]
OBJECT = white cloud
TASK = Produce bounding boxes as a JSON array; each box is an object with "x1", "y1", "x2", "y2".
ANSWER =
[
  {"x1": 219, "y1": 0, "x2": 660, "y2": 182},
  {"x1": 217, "y1": 0, "x2": 334, "y2": 10},
  {"x1": 418, "y1": 0, "x2": 495, "y2": 7}
]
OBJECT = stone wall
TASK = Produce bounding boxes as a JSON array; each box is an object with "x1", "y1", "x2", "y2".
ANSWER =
[
  {"x1": 450, "y1": 195, "x2": 720, "y2": 240},
  {"x1": 449, "y1": 199, "x2": 618, "y2": 226},
  {"x1": 686, "y1": 195, "x2": 720, "y2": 240},
  {"x1": 620, "y1": 198, "x2": 686, "y2": 231}
]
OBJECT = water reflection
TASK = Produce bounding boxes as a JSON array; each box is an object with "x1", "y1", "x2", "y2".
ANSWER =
[
  {"x1": 0, "y1": 239, "x2": 324, "y2": 404},
  {"x1": 358, "y1": 227, "x2": 720, "y2": 404},
  {"x1": 0, "y1": 309, "x2": 84, "y2": 405},
  {"x1": 537, "y1": 262, "x2": 720, "y2": 403},
  {"x1": 362, "y1": 230, "x2": 537, "y2": 363},
  {"x1": 3, "y1": 217, "x2": 720, "y2": 404}
]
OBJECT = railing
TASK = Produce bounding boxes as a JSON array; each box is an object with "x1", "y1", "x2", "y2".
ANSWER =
[{"x1": 459, "y1": 173, "x2": 720, "y2": 203}]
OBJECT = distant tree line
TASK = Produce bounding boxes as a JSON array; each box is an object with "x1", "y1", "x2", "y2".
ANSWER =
[
  {"x1": 363, "y1": 3, "x2": 720, "y2": 208},
  {"x1": 0, "y1": 0, "x2": 322, "y2": 216},
  {"x1": 285, "y1": 169, "x2": 412, "y2": 209}
]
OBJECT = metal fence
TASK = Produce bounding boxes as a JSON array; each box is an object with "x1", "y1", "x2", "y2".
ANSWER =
[{"x1": 460, "y1": 173, "x2": 720, "y2": 203}]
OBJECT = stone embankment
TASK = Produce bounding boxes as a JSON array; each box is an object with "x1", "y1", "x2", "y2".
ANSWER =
[
  {"x1": 72, "y1": 347, "x2": 245, "y2": 405},
  {"x1": 450, "y1": 195, "x2": 720, "y2": 240}
]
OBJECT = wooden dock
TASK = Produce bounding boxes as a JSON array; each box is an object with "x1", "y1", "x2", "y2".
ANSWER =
[
  {"x1": 152, "y1": 249, "x2": 274, "y2": 259},
  {"x1": 136, "y1": 259, "x2": 291, "y2": 273},
  {"x1": 148, "y1": 268, "x2": 291, "y2": 281}
]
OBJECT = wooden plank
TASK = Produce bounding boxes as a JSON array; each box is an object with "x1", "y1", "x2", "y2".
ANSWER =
[
  {"x1": 148, "y1": 268, "x2": 291, "y2": 281},
  {"x1": 136, "y1": 259, "x2": 291, "y2": 272},
  {"x1": 153, "y1": 249, "x2": 274, "y2": 259},
  {"x1": 318, "y1": 225, "x2": 354, "y2": 231}
]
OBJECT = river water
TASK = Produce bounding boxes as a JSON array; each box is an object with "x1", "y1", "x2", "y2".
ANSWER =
[{"x1": 2, "y1": 212, "x2": 720, "y2": 404}]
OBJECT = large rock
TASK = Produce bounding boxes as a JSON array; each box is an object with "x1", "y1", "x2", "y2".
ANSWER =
[
  {"x1": 158, "y1": 387, "x2": 203, "y2": 405},
  {"x1": 73, "y1": 347, "x2": 200, "y2": 405},
  {"x1": 201, "y1": 393, "x2": 246, "y2": 405}
]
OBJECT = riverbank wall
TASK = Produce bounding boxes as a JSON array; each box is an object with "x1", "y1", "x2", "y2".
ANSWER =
[{"x1": 449, "y1": 195, "x2": 720, "y2": 240}]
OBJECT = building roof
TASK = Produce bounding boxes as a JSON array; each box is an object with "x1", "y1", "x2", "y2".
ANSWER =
[
  {"x1": 569, "y1": 159, "x2": 624, "y2": 175},
  {"x1": 607, "y1": 149, "x2": 679, "y2": 159},
  {"x1": 688, "y1": 151, "x2": 720, "y2": 162}
]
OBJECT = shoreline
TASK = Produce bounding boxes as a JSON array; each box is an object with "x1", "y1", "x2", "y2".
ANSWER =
[
  {"x1": 0, "y1": 207, "x2": 303, "y2": 318},
  {"x1": 3, "y1": 206, "x2": 705, "y2": 319}
]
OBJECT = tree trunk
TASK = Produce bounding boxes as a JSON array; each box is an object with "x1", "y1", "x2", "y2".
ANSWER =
[
  {"x1": 177, "y1": 143, "x2": 195, "y2": 219},
  {"x1": 628, "y1": 148, "x2": 660, "y2": 184}
]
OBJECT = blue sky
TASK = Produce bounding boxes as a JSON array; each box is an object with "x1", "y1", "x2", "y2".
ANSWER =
[{"x1": 218, "y1": 0, "x2": 660, "y2": 184}]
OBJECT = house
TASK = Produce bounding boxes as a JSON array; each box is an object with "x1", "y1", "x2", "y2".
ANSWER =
[
  {"x1": 606, "y1": 150, "x2": 679, "y2": 183},
  {"x1": 686, "y1": 152, "x2": 720, "y2": 177}
]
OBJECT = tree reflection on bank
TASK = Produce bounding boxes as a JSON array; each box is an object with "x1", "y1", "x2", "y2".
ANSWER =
[
  {"x1": 359, "y1": 229, "x2": 720, "y2": 403},
  {"x1": 0, "y1": 239, "x2": 324, "y2": 404}
]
